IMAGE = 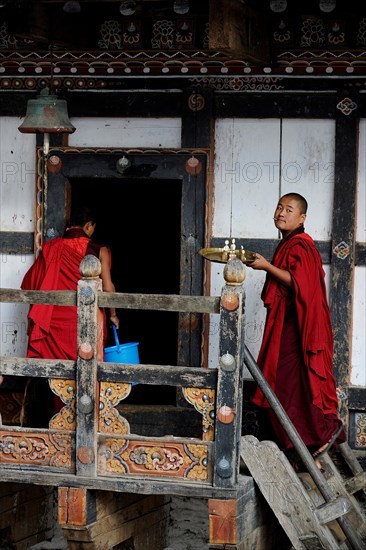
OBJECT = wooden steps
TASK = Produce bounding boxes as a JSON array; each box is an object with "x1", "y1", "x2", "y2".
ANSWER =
[{"x1": 240, "y1": 435, "x2": 366, "y2": 550}]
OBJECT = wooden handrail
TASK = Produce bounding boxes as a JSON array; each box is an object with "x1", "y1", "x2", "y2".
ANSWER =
[{"x1": 0, "y1": 288, "x2": 220, "y2": 314}]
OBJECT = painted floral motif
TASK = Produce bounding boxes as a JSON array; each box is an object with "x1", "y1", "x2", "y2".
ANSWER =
[
  {"x1": 273, "y1": 19, "x2": 291, "y2": 44},
  {"x1": 355, "y1": 413, "x2": 366, "y2": 448},
  {"x1": 99, "y1": 381, "x2": 131, "y2": 435},
  {"x1": 0, "y1": 22, "x2": 18, "y2": 49},
  {"x1": 182, "y1": 387, "x2": 215, "y2": 440},
  {"x1": 152, "y1": 20, "x2": 174, "y2": 49},
  {"x1": 129, "y1": 446, "x2": 184, "y2": 471},
  {"x1": 357, "y1": 18, "x2": 366, "y2": 46},
  {"x1": 49, "y1": 378, "x2": 76, "y2": 430},
  {"x1": 327, "y1": 20, "x2": 345, "y2": 46},
  {"x1": 122, "y1": 20, "x2": 141, "y2": 47},
  {"x1": 99, "y1": 20, "x2": 122, "y2": 50},
  {"x1": 301, "y1": 17, "x2": 325, "y2": 47},
  {"x1": 175, "y1": 19, "x2": 194, "y2": 46},
  {"x1": 202, "y1": 22, "x2": 209, "y2": 49},
  {"x1": 0, "y1": 431, "x2": 73, "y2": 469},
  {"x1": 102, "y1": 438, "x2": 209, "y2": 480}
]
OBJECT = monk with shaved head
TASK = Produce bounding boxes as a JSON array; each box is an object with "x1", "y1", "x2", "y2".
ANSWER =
[{"x1": 250, "y1": 193, "x2": 345, "y2": 470}]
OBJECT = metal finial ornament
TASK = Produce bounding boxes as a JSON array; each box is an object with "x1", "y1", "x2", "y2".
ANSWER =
[{"x1": 116, "y1": 155, "x2": 131, "y2": 174}]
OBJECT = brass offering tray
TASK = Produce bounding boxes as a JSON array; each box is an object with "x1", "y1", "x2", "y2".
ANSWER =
[{"x1": 199, "y1": 239, "x2": 256, "y2": 264}]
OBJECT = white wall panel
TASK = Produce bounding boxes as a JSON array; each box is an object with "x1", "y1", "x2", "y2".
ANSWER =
[
  {"x1": 0, "y1": 117, "x2": 36, "y2": 231},
  {"x1": 351, "y1": 267, "x2": 366, "y2": 386},
  {"x1": 357, "y1": 120, "x2": 366, "y2": 243},
  {"x1": 281, "y1": 119, "x2": 335, "y2": 240},
  {"x1": 68, "y1": 117, "x2": 182, "y2": 148},
  {"x1": 210, "y1": 118, "x2": 337, "y2": 379},
  {"x1": 213, "y1": 119, "x2": 280, "y2": 239},
  {"x1": 0, "y1": 254, "x2": 33, "y2": 357}
]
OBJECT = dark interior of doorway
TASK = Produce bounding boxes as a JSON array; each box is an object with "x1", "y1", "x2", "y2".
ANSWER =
[{"x1": 70, "y1": 177, "x2": 182, "y2": 407}]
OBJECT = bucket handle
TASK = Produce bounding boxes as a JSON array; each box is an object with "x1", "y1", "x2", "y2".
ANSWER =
[{"x1": 112, "y1": 324, "x2": 121, "y2": 348}]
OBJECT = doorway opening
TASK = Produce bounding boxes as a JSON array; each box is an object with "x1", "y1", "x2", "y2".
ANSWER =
[{"x1": 69, "y1": 177, "x2": 182, "y2": 406}]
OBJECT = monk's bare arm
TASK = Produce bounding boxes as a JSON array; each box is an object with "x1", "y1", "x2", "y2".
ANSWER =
[
  {"x1": 99, "y1": 246, "x2": 119, "y2": 327},
  {"x1": 249, "y1": 253, "x2": 293, "y2": 288}
]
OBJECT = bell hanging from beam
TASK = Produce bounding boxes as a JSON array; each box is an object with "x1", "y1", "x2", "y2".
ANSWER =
[
  {"x1": 18, "y1": 87, "x2": 76, "y2": 135},
  {"x1": 18, "y1": 87, "x2": 75, "y2": 155}
]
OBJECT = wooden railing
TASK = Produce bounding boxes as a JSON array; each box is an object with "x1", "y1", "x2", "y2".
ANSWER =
[{"x1": 0, "y1": 254, "x2": 246, "y2": 500}]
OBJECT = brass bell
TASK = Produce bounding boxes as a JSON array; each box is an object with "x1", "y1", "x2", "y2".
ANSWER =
[{"x1": 18, "y1": 88, "x2": 75, "y2": 134}]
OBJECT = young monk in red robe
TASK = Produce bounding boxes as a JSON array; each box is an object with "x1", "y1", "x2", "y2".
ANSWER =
[
  {"x1": 21, "y1": 206, "x2": 119, "y2": 413},
  {"x1": 250, "y1": 193, "x2": 345, "y2": 469}
]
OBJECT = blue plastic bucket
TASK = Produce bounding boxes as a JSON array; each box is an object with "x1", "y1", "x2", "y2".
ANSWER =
[
  {"x1": 104, "y1": 341, "x2": 140, "y2": 364},
  {"x1": 104, "y1": 326, "x2": 140, "y2": 385}
]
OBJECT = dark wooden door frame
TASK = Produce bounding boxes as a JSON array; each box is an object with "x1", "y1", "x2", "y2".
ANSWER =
[{"x1": 44, "y1": 148, "x2": 208, "y2": 369}]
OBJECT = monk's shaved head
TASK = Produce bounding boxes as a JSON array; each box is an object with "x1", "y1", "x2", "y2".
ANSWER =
[{"x1": 280, "y1": 193, "x2": 308, "y2": 214}]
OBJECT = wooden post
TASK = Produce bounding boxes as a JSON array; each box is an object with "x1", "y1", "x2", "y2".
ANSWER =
[
  {"x1": 330, "y1": 105, "x2": 358, "y2": 425},
  {"x1": 213, "y1": 257, "x2": 246, "y2": 488},
  {"x1": 209, "y1": 257, "x2": 246, "y2": 547},
  {"x1": 75, "y1": 254, "x2": 101, "y2": 478}
]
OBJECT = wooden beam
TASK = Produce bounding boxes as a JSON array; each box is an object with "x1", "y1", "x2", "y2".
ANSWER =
[
  {"x1": 67, "y1": 91, "x2": 183, "y2": 118},
  {"x1": 181, "y1": 88, "x2": 213, "y2": 149},
  {"x1": 0, "y1": 231, "x2": 34, "y2": 255},
  {"x1": 98, "y1": 363, "x2": 217, "y2": 387},
  {"x1": 0, "y1": 288, "x2": 220, "y2": 313},
  {"x1": 0, "y1": 357, "x2": 75, "y2": 378},
  {"x1": 215, "y1": 92, "x2": 338, "y2": 118},
  {"x1": 0, "y1": 468, "x2": 246, "y2": 500},
  {"x1": 330, "y1": 101, "x2": 358, "y2": 422},
  {"x1": 348, "y1": 387, "x2": 366, "y2": 411}
]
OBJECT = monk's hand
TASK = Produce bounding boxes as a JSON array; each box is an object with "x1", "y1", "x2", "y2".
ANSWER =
[
  {"x1": 110, "y1": 314, "x2": 119, "y2": 329},
  {"x1": 0, "y1": 375, "x2": 3, "y2": 385},
  {"x1": 248, "y1": 252, "x2": 269, "y2": 271}
]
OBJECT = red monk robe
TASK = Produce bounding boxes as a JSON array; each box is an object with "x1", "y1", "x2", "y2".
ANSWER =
[
  {"x1": 21, "y1": 228, "x2": 106, "y2": 365},
  {"x1": 252, "y1": 226, "x2": 345, "y2": 452}
]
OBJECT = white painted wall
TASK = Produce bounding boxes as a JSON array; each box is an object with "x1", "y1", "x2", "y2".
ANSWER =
[
  {"x1": 0, "y1": 255, "x2": 32, "y2": 357},
  {"x1": 213, "y1": 118, "x2": 335, "y2": 241},
  {"x1": 0, "y1": 117, "x2": 36, "y2": 232},
  {"x1": 357, "y1": 120, "x2": 366, "y2": 243},
  {"x1": 68, "y1": 117, "x2": 182, "y2": 148},
  {"x1": 352, "y1": 267, "x2": 366, "y2": 386},
  {"x1": 0, "y1": 117, "x2": 36, "y2": 356}
]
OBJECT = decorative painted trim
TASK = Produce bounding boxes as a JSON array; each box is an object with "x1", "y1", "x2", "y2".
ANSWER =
[
  {"x1": 0, "y1": 429, "x2": 74, "y2": 470},
  {"x1": 49, "y1": 379, "x2": 76, "y2": 431},
  {"x1": 1, "y1": 49, "x2": 366, "y2": 86},
  {"x1": 189, "y1": 76, "x2": 285, "y2": 90},
  {"x1": 47, "y1": 146, "x2": 209, "y2": 156},
  {"x1": 349, "y1": 412, "x2": 366, "y2": 450},
  {"x1": 336, "y1": 97, "x2": 358, "y2": 115},
  {"x1": 182, "y1": 387, "x2": 215, "y2": 441},
  {"x1": 333, "y1": 240, "x2": 351, "y2": 259},
  {"x1": 98, "y1": 436, "x2": 210, "y2": 481},
  {"x1": 99, "y1": 381, "x2": 131, "y2": 435}
]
